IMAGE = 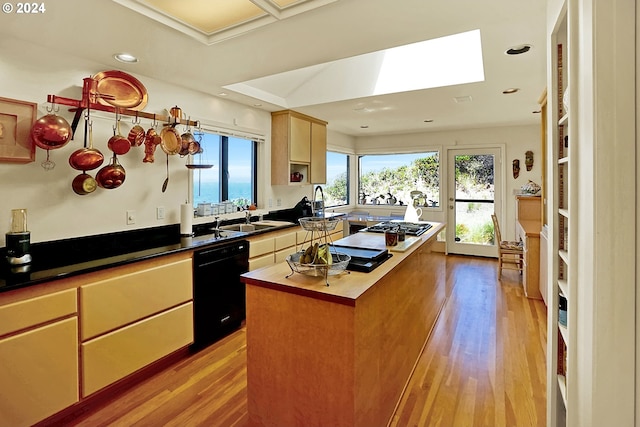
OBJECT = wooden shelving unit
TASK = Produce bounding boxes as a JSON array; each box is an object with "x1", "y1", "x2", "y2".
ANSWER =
[{"x1": 547, "y1": 2, "x2": 571, "y2": 426}]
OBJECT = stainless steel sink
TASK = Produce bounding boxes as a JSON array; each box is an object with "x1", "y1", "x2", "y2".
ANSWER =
[
  {"x1": 219, "y1": 223, "x2": 276, "y2": 232},
  {"x1": 217, "y1": 229, "x2": 247, "y2": 238}
]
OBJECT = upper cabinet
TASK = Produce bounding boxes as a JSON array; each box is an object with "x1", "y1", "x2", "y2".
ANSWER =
[{"x1": 271, "y1": 110, "x2": 327, "y2": 185}]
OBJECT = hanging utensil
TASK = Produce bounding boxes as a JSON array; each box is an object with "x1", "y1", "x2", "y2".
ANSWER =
[
  {"x1": 143, "y1": 116, "x2": 161, "y2": 163},
  {"x1": 127, "y1": 112, "x2": 145, "y2": 146},
  {"x1": 160, "y1": 125, "x2": 181, "y2": 155},
  {"x1": 41, "y1": 149, "x2": 55, "y2": 170},
  {"x1": 107, "y1": 111, "x2": 131, "y2": 155},
  {"x1": 69, "y1": 109, "x2": 104, "y2": 171},
  {"x1": 70, "y1": 113, "x2": 98, "y2": 195},
  {"x1": 31, "y1": 112, "x2": 73, "y2": 150},
  {"x1": 180, "y1": 116, "x2": 196, "y2": 156},
  {"x1": 162, "y1": 153, "x2": 169, "y2": 192},
  {"x1": 96, "y1": 154, "x2": 126, "y2": 189},
  {"x1": 72, "y1": 172, "x2": 97, "y2": 195}
]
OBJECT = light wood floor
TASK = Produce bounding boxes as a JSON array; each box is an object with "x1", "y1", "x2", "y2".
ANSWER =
[{"x1": 64, "y1": 254, "x2": 547, "y2": 427}]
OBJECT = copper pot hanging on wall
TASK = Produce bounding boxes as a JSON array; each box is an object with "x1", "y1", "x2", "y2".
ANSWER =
[
  {"x1": 96, "y1": 155, "x2": 126, "y2": 189},
  {"x1": 30, "y1": 113, "x2": 73, "y2": 149}
]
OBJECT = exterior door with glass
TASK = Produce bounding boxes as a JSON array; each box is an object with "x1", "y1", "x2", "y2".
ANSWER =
[{"x1": 446, "y1": 148, "x2": 502, "y2": 257}]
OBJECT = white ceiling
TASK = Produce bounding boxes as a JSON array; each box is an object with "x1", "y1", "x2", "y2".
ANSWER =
[{"x1": 0, "y1": 0, "x2": 546, "y2": 137}]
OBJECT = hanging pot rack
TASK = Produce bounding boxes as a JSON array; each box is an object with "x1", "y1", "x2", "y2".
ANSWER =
[{"x1": 46, "y1": 77, "x2": 199, "y2": 139}]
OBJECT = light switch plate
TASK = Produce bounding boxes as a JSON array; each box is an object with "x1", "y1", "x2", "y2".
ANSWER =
[{"x1": 126, "y1": 210, "x2": 136, "y2": 225}]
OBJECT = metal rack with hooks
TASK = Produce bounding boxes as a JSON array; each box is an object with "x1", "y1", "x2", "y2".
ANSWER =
[{"x1": 46, "y1": 77, "x2": 199, "y2": 139}]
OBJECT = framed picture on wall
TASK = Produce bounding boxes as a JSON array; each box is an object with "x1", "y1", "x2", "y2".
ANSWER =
[{"x1": 0, "y1": 97, "x2": 37, "y2": 163}]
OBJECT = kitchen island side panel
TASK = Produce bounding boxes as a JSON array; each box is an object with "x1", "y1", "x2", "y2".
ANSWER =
[
  {"x1": 246, "y1": 285, "x2": 356, "y2": 427},
  {"x1": 354, "y1": 239, "x2": 445, "y2": 426}
]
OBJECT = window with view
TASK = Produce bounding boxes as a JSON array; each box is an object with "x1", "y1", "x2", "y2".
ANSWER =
[
  {"x1": 191, "y1": 132, "x2": 257, "y2": 209},
  {"x1": 358, "y1": 152, "x2": 440, "y2": 207},
  {"x1": 322, "y1": 151, "x2": 349, "y2": 207}
]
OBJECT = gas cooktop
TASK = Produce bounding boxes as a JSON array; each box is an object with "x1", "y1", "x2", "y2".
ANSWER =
[{"x1": 361, "y1": 221, "x2": 433, "y2": 236}]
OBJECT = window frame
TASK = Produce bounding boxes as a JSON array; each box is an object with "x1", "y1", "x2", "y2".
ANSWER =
[
  {"x1": 190, "y1": 131, "x2": 259, "y2": 208},
  {"x1": 356, "y1": 149, "x2": 442, "y2": 210},
  {"x1": 322, "y1": 150, "x2": 351, "y2": 208}
]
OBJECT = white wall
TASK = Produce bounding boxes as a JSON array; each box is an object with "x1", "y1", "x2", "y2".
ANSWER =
[
  {"x1": 354, "y1": 125, "x2": 542, "y2": 241},
  {"x1": 0, "y1": 36, "x2": 279, "y2": 244}
]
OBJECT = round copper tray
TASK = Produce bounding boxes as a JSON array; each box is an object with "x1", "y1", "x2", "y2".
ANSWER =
[
  {"x1": 93, "y1": 70, "x2": 148, "y2": 110},
  {"x1": 160, "y1": 126, "x2": 181, "y2": 155}
]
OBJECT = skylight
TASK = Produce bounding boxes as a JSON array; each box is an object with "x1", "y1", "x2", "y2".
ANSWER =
[
  {"x1": 373, "y1": 29, "x2": 484, "y2": 95},
  {"x1": 225, "y1": 29, "x2": 485, "y2": 108}
]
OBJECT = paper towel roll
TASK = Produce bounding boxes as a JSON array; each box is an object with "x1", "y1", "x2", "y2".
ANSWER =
[{"x1": 180, "y1": 203, "x2": 193, "y2": 236}]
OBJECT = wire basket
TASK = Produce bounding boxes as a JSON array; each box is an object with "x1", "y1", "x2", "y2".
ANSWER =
[
  {"x1": 286, "y1": 251, "x2": 351, "y2": 277},
  {"x1": 298, "y1": 216, "x2": 340, "y2": 232}
]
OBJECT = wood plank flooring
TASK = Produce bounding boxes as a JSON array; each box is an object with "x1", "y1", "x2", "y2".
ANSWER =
[{"x1": 62, "y1": 254, "x2": 546, "y2": 427}]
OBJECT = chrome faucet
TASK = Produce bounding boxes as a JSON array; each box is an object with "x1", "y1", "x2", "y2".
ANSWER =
[
  {"x1": 245, "y1": 210, "x2": 252, "y2": 224},
  {"x1": 213, "y1": 216, "x2": 221, "y2": 238},
  {"x1": 313, "y1": 185, "x2": 325, "y2": 217}
]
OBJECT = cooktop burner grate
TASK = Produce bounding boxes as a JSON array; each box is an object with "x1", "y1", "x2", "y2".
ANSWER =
[{"x1": 362, "y1": 221, "x2": 432, "y2": 236}]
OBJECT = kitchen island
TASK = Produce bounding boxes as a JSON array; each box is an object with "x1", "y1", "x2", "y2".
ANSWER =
[{"x1": 241, "y1": 222, "x2": 446, "y2": 427}]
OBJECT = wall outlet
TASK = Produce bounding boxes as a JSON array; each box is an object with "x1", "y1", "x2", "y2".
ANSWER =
[
  {"x1": 156, "y1": 206, "x2": 165, "y2": 219},
  {"x1": 126, "y1": 210, "x2": 136, "y2": 225},
  {"x1": 276, "y1": 198, "x2": 282, "y2": 207},
  {"x1": 268, "y1": 198, "x2": 273, "y2": 208}
]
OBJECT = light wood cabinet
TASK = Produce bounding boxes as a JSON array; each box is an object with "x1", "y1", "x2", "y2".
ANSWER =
[
  {"x1": 247, "y1": 229, "x2": 298, "y2": 271},
  {"x1": 289, "y1": 115, "x2": 311, "y2": 163},
  {"x1": 80, "y1": 258, "x2": 193, "y2": 340},
  {"x1": 271, "y1": 110, "x2": 328, "y2": 185},
  {"x1": 516, "y1": 195, "x2": 542, "y2": 222},
  {"x1": 82, "y1": 303, "x2": 193, "y2": 396},
  {"x1": 0, "y1": 289, "x2": 78, "y2": 427},
  {"x1": 247, "y1": 234, "x2": 275, "y2": 271},
  {"x1": 79, "y1": 255, "x2": 194, "y2": 396},
  {"x1": 310, "y1": 121, "x2": 327, "y2": 183},
  {"x1": 0, "y1": 288, "x2": 77, "y2": 336},
  {"x1": 515, "y1": 196, "x2": 542, "y2": 300}
]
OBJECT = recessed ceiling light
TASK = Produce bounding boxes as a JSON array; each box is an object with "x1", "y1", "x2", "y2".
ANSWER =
[
  {"x1": 218, "y1": 92, "x2": 228, "y2": 96},
  {"x1": 505, "y1": 44, "x2": 532, "y2": 55},
  {"x1": 503, "y1": 88, "x2": 519, "y2": 94},
  {"x1": 532, "y1": 110, "x2": 541, "y2": 114},
  {"x1": 253, "y1": 103, "x2": 262, "y2": 107},
  {"x1": 360, "y1": 125, "x2": 369, "y2": 129},
  {"x1": 113, "y1": 53, "x2": 138, "y2": 63},
  {"x1": 424, "y1": 119, "x2": 434, "y2": 123}
]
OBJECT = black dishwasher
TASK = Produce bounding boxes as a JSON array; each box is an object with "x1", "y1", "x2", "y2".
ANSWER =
[{"x1": 192, "y1": 240, "x2": 249, "y2": 349}]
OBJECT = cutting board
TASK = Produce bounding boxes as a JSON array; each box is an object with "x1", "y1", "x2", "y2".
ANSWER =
[{"x1": 389, "y1": 236, "x2": 420, "y2": 252}]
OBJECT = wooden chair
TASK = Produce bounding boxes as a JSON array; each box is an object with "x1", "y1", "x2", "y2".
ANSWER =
[{"x1": 491, "y1": 213, "x2": 523, "y2": 278}]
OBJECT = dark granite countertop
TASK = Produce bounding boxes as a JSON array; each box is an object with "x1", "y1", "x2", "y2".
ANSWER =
[{"x1": 0, "y1": 220, "x2": 298, "y2": 294}]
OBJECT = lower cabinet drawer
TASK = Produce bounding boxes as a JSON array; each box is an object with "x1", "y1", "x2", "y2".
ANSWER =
[
  {"x1": 0, "y1": 288, "x2": 77, "y2": 337},
  {"x1": 82, "y1": 302, "x2": 193, "y2": 397},
  {"x1": 274, "y1": 232, "x2": 296, "y2": 251},
  {"x1": 274, "y1": 246, "x2": 295, "y2": 263},
  {"x1": 80, "y1": 257, "x2": 192, "y2": 340},
  {"x1": 0, "y1": 317, "x2": 79, "y2": 427},
  {"x1": 249, "y1": 237, "x2": 275, "y2": 258},
  {"x1": 249, "y1": 253, "x2": 275, "y2": 271}
]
